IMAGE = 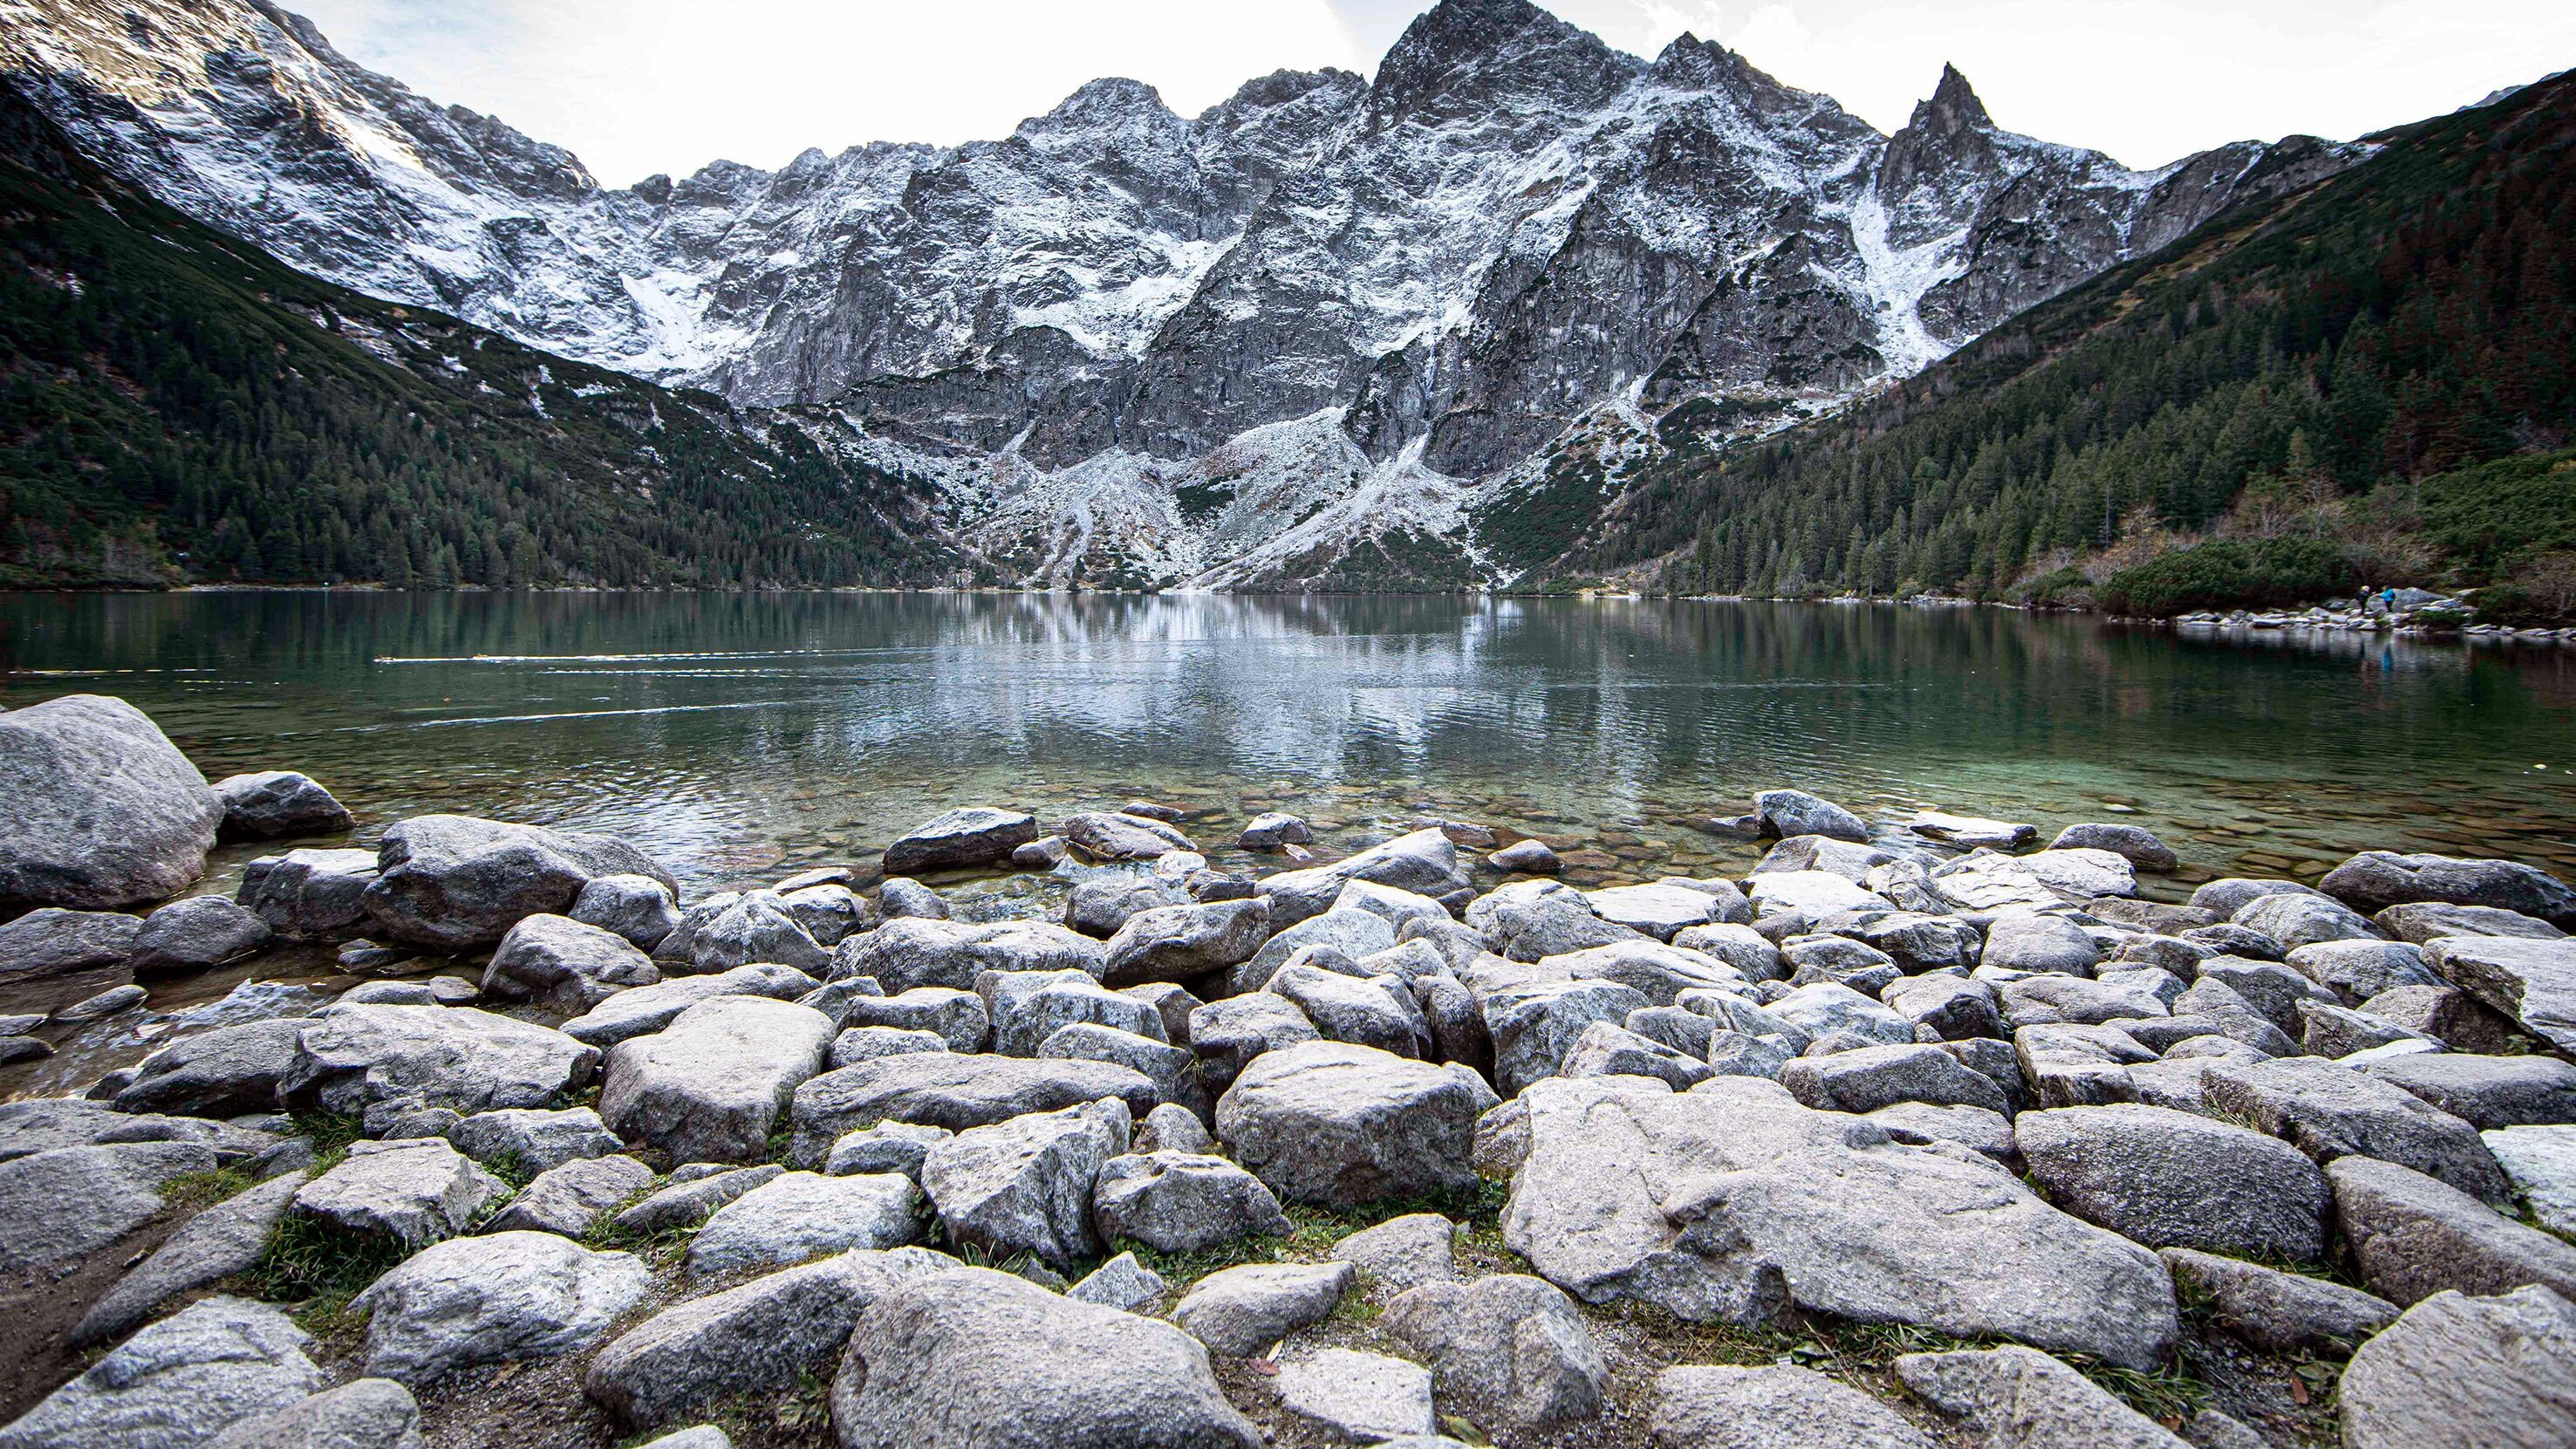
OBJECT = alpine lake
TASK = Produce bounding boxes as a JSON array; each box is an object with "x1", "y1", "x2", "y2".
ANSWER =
[{"x1": 4, "y1": 588, "x2": 2573, "y2": 1093}]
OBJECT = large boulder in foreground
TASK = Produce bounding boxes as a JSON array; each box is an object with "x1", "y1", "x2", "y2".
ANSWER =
[
  {"x1": 0, "y1": 1295, "x2": 323, "y2": 1449},
  {"x1": 2338, "y1": 1285, "x2": 2576, "y2": 1449},
  {"x1": 359, "y1": 814, "x2": 675, "y2": 951},
  {"x1": 1502, "y1": 1076, "x2": 2178, "y2": 1370},
  {"x1": 0, "y1": 694, "x2": 222, "y2": 912},
  {"x1": 830, "y1": 1267, "x2": 1261, "y2": 1449},
  {"x1": 1215, "y1": 1041, "x2": 1486, "y2": 1209}
]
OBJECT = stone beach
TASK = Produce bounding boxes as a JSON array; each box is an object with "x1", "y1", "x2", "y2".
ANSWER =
[{"x1": 2, "y1": 693, "x2": 2573, "y2": 1448}]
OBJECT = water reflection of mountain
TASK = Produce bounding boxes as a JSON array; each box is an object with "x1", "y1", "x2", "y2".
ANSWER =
[{"x1": 3, "y1": 593, "x2": 2572, "y2": 892}]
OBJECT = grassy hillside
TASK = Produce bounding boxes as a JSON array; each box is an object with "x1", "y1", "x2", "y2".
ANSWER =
[
  {"x1": 0, "y1": 87, "x2": 958, "y2": 590},
  {"x1": 1562, "y1": 71, "x2": 2576, "y2": 614}
]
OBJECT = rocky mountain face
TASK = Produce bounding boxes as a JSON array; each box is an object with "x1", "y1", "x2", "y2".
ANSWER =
[{"x1": 3, "y1": 0, "x2": 2357, "y2": 588}]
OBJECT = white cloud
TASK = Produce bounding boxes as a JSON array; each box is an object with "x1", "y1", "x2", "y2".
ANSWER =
[
  {"x1": 292, "y1": 0, "x2": 2576, "y2": 183},
  {"x1": 294, "y1": 0, "x2": 1368, "y2": 184}
]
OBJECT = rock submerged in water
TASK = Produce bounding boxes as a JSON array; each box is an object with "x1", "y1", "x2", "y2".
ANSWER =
[
  {"x1": 882, "y1": 807, "x2": 1040, "y2": 874},
  {"x1": 212, "y1": 770, "x2": 354, "y2": 841}
]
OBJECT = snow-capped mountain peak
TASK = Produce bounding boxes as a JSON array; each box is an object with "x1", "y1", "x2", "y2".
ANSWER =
[{"x1": 2, "y1": 0, "x2": 2361, "y2": 591}]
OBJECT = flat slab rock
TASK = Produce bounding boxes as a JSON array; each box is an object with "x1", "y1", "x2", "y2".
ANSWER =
[
  {"x1": 2205, "y1": 1055, "x2": 2510, "y2": 1206},
  {"x1": 584, "y1": 1246, "x2": 954, "y2": 1431},
  {"x1": 601, "y1": 995, "x2": 834, "y2": 1165},
  {"x1": 830, "y1": 1266, "x2": 1261, "y2": 1449},
  {"x1": 1172, "y1": 1261, "x2": 1355, "y2": 1357},
  {"x1": 881, "y1": 808, "x2": 1039, "y2": 873},
  {"x1": 2327, "y1": 1154, "x2": 2576, "y2": 1306},
  {"x1": 0, "y1": 1295, "x2": 324, "y2": 1449},
  {"x1": 283, "y1": 1004, "x2": 599, "y2": 1117},
  {"x1": 1651, "y1": 1364, "x2": 1939, "y2": 1449},
  {"x1": 2015, "y1": 1104, "x2": 2330, "y2": 1262},
  {"x1": 0, "y1": 1138, "x2": 219, "y2": 1273},
  {"x1": 1329, "y1": 1213, "x2": 1459, "y2": 1292},
  {"x1": 2424, "y1": 935, "x2": 2576, "y2": 1054},
  {"x1": 1276, "y1": 1348, "x2": 1435, "y2": 1441},
  {"x1": 788, "y1": 1053, "x2": 1157, "y2": 1163},
  {"x1": 1501, "y1": 1076, "x2": 2178, "y2": 1370},
  {"x1": 74, "y1": 1168, "x2": 311, "y2": 1348},
  {"x1": 1896, "y1": 1344, "x2": 2186, "y2": 1448},
  {"x1": 2484, "y1": 1124, "x2": 2576, "y2": 1234},
  {"x1": 687, "y1": 1171, "x2": 922, "y2": 1278},
  {"x1": 292, "y1": 1138, "x2": 504, "y2": 1247},
  {"x1": 487, "y1": 1154, "x2": 654, "y2": 1237},
  {"x1": 352, "y1": 1231, "x2": 653, "y2": 1385},
  {"x1": 2338, "y1": 1285, "x2": 2576, "y2": 1449},
  {"x1": 2156, "y1": 1247, "x2": 2396, "y2": 1353},
  {"x1": 203, "y1": 1377, "x2": 419, "y2": 1449}
]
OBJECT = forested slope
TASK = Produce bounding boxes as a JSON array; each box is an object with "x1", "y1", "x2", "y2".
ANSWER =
[
  {"x1": 1567, "y1": 71, "x2": 2576, "y2": 611},
  {"x1": 0, "y1": 88, "x2": 957, "y2": 589}
]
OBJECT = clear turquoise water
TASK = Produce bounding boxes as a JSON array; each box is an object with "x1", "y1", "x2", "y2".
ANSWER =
[{"x1": 6, "y1": 590, "x2": 2573, "y2": 897}]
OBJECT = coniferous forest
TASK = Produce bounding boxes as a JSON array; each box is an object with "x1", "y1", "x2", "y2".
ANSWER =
[
  {"x1": 1570, "y1": 70, "x2": 2576, "y2": 615},
  {"x1": 0, "y1": 91, "x2": 957, "y2": 590}
]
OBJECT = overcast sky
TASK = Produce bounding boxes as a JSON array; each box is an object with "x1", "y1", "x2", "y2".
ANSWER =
[{"x1": 291, "y1": 1, "x2": 2574, "y2": 185}]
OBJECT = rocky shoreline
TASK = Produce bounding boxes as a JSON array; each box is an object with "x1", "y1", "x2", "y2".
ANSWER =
[{"x1": 2, "y1": 693, "x2": 2574, "y2": 1449}]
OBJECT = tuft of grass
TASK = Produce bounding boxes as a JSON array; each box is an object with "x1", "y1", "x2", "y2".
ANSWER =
[
  {"x1": 290, "y1": 1109, "x2": 366, "y2": 1167},
  {"x1": 160, "y1": 1166, "x2": 258, "y2": 1215},
  {"x1": 582, "y1": 1212, "x2": 700, "y2": 1271},
  {"x1": 2074, "y1": 1356, "x2": 2214, "y2": 1423},
  {"x1": 231, "y1": 1213, "x2": 409, "y2": 1336},
  {"x1": 477, "y1": 1149, "x2": 539, "y2": 1192}
]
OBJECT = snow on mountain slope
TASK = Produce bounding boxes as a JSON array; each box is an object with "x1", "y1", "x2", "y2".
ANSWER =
[{"x1": 2, "y1": 0, "x2": 2361, "y2": 591}]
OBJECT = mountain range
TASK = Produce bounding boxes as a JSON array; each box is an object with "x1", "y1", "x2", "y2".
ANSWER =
[{"x1": 2, "y1": 0, "x2": 2365, "y2": 590}]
